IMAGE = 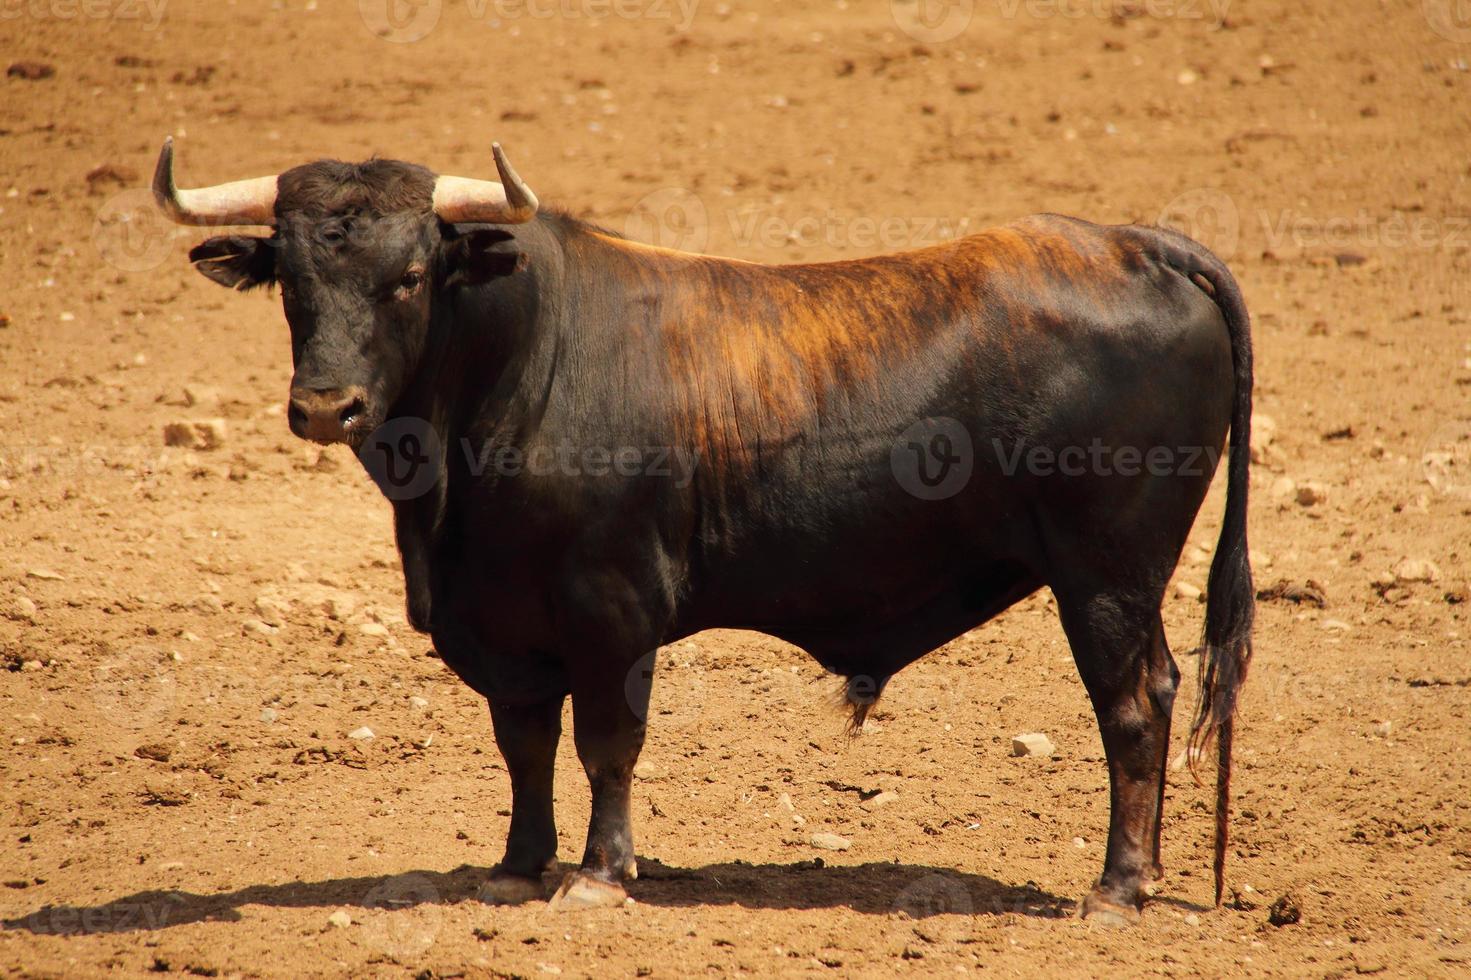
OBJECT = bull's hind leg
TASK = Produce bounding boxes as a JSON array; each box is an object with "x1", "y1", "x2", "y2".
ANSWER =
[
  {"x1": 548, "y1": 653, "x2": 650, "y2": 910},
  {"x1": 1053, "y1": 588, "x2": 1178, "y2": 925},
  {"x1": 480, "y1": 698, "x2": 564, "y2": 905}
]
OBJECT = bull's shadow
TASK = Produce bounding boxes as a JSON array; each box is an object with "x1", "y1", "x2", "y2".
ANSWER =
[{"x1": 3, "y1": 859, "x2": 1075, "y2": 936}]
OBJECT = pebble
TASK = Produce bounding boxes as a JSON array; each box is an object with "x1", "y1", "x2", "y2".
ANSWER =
[
  {"x1": 162, "y1": 419, "x2": 227, "y2": 451},
  {"x1": 1011, "y1": 733, "x2": 1055, "y2": 758},
  {"x1": 254, "y1": 596, "x2": 288, "y2": 627},
  {"x1": 347, "y1": 726, "x2": 374, "y2": 740},
  {"x1": 181, "y1": 384, "x2": 221, "y2": 410},
  {"x1": 26, "y1": 568, "x2": 63, "y2": 581},
  {"x1": 242, "y1": 619, "x2": 278, "y2": 638},
  {"x1": 326, "y1": 910, "x2": 351, "y2": 929},
  {"x1": 1295, "y1": 482, "x2": 1328, "y2": 506},
  {"x1": 1184, "y1": 913, "x2": 1201, "y2": 926},
  {"x1": 860, "y1": 790, "x2": 898, "y2": 812},
  {"x1": 358, "y1": 623, "x2": 390, "y2": 639},
  {"x1": 1174, "y1": 581, "x2": 1203, "y2": 601},
  {"x1": 408, "y1": 696, "x2": 429, "y2": 709},
  {"x1": 1372, "y1": 720, "x2": 1392, "y2": 737},
  {"x1": 322, "y1": 595, "x2": 356, "y2": 622},
  {"x1": 1322, "y1": 618, "x2": 1352, "y2": 631},
  {"x1": 20, "y1": 660, "x2": 43, "y2": 672},
  {"x1": 809, "y1": 832, "x2": 851, "y2": 851},
  {"x1": 259, "y1": 708, "x2": 279, "y2": 724},
  {"x1": 1072, "y1": 837, "x2": 1086, "y2": 849},
  {"x1": 196, "y1": 595, "x2": 225, "y2": 615},
  {"x1": 1392, "y1": 558, "x2": 1441, "y2": 584},
  {"x1": 6, "y1": 596, "x2": 37, "y2": 622},
  {"x1": 1176, "y1": 68, "x2": 1198, "y2": 85}
]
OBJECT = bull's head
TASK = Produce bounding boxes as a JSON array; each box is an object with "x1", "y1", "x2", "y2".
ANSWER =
[{"x1": 154, "y1": 138, "x2": 538, "y2": 447}]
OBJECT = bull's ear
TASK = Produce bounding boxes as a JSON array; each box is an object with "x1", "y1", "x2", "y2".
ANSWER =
[
  {"x1": 444, "y1": 228, "x2": 527, "y2": 288},
  {"x1": 188, "y1": 236, "x2": 276, "y2": 291}
]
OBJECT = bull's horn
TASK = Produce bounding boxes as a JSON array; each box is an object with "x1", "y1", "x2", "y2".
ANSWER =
[
  {"x1": 153, "y1": 136, "x2": 279, "y2": 226},
  {"x1": 431, "y1": 142, "x2": 539, "y2": 224}
]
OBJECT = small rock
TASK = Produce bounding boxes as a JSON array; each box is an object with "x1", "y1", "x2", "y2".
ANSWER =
[
  {"x1": 1322, "y1": 618, "x2": 1352, "y2": 631},
  {"x1": 84, "y1": 163, "x2": 138, "y2": 192},
  {"x1": 322, "y1": 595, "x2": 356, "y2": 622},
  {"x1": 1372, "y1": 720, "x2": 1392, "y2": 737},
  {"x1": 1393, "y1": 558, "x2": 1441, "y2": 584},
  {"x1": 26, "y1": 568, "x2": 63, "y2": 581},
  {"x1": 1184, "y1": 913, "x2": 1201, "y2": 926},
  {"x1": 162, "y1": 419, "x2": 227, "y2": 451},
  {"x1": 195, "y1": 595, "x2": 225, "y2": 615},
  {"x1": 358, "y1": 622, "x2": 390, "y2": 639},
  {"x1": 6, "y1": 595, "x2": 38, "y2": 623},
  {"x1": 1011, "y1": 733, "x2": 1055, "y2": 758},
  {"x1": 1174, "y1": 581, "x2": 1202, "y2": 601},
  {"x1": 259, "y1": 708, "x2": 278, "y2": 724},
  {"x1": 242, "y1": 619, "x2": 278, "y2": 638},
  {"x1": 1267, "y1": 893, "x2": 1301, "y2": 926},
  {"x1": 253, "y1": 595, "x2": 289, "y2": 627},
  {"x1": 1270, "y1": 476, "x2": 1297, "y2": 500},
  {"x1": 810, "y1": 832, "x2": 851, "y2": 852},
  {"x1": 777, "y1": 792, "x2": 806, "y2": 827},
  {"x1": 408, "y1": 696, "x2": 429, "y2": 709},
  {"x1": 181, "y1": 384, "x2": 221, "y2": 410},
  {"x1": 20, "y1": 660, "x2": 43, "y2": 672},
  {"x1": 1176, "y1": 68, "x2": 1198, "y2": 85},
  {"x1": 347, "y1": 726, "x2": 374, "y2": 740},
  {"x1": 134, "y1": 742, "x2": 172, "y2": 762},
  {"x1": 860, "y1": 790, "x2": 898, "y2": 812},
  {"x1": 1295, "y1": 481, "x2": 1328, "y2": 506},
  {"x1": 1072, "y1": 837, "x2": 1086, "y2": 849},
  {"x1": 326, "y1": 910, "x2": 351, "y2": 929},
  {"x1": 7, "y1": 61, "x2": 55, "y2": 80}
]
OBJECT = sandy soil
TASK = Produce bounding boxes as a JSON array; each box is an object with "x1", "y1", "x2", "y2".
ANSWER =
[{"x1": 2, "y1": 1, "x2": 1469, "y2": 976}]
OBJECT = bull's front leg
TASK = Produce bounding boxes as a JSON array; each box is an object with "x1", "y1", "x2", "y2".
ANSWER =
[
  {"x1": 547, "y1": 651, "x2": 651, "y2": 910},
  {"x1": 478, "y1": 698, "x2": 564, "y2": 905}
]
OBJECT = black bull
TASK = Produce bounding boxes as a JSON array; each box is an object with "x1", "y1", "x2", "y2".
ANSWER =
[{"x1": 177, "y1": 159, "x2": 1253, "y2": 922}]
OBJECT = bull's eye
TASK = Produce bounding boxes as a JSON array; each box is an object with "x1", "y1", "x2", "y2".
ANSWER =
[{"x1": 398, "y1": 270, "x2": 425, "y2": 295}]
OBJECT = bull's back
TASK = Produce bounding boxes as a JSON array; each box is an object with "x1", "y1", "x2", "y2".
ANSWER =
[{"x1": 643, "y1": 216, "x2": 1235, "y2": 636}]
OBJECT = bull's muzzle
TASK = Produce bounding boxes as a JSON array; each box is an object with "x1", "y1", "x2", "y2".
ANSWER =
[{"x1": 288, "y1": 386, "x2": 368, "y2": 445}]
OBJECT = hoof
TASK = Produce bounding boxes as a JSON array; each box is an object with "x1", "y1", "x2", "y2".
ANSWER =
[
  {"x1": 1079, "y1": 891, "x2": 1141, "y2": 928},
  {"x1": 477, "y1": 868, "x2": 547, "y2": 906},
  {"x1": 547, "y1": 872, "x2": 628, "y2": 911}
]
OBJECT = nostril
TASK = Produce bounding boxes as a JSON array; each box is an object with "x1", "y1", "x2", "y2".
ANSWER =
[
  {"x1": 288, "y1": 400, "x2": 309, "y2": 428},
  {"x1": 338, "y1": 397, "x2": 366, "y2": 425}
]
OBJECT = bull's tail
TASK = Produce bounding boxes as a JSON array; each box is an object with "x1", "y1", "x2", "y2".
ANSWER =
[{"x1": 1144, "y1": 226, "x2": 1256, "y2": 907}]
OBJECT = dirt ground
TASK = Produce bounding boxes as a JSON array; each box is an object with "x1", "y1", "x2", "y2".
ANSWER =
[{"x1": 1, "y1": 1, "x2": 1469, "y2": 976}]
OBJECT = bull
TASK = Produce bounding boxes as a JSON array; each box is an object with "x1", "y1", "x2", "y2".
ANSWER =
[{"x1": 153, "y1": 138, "x2": 1254, "y2": 923}]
